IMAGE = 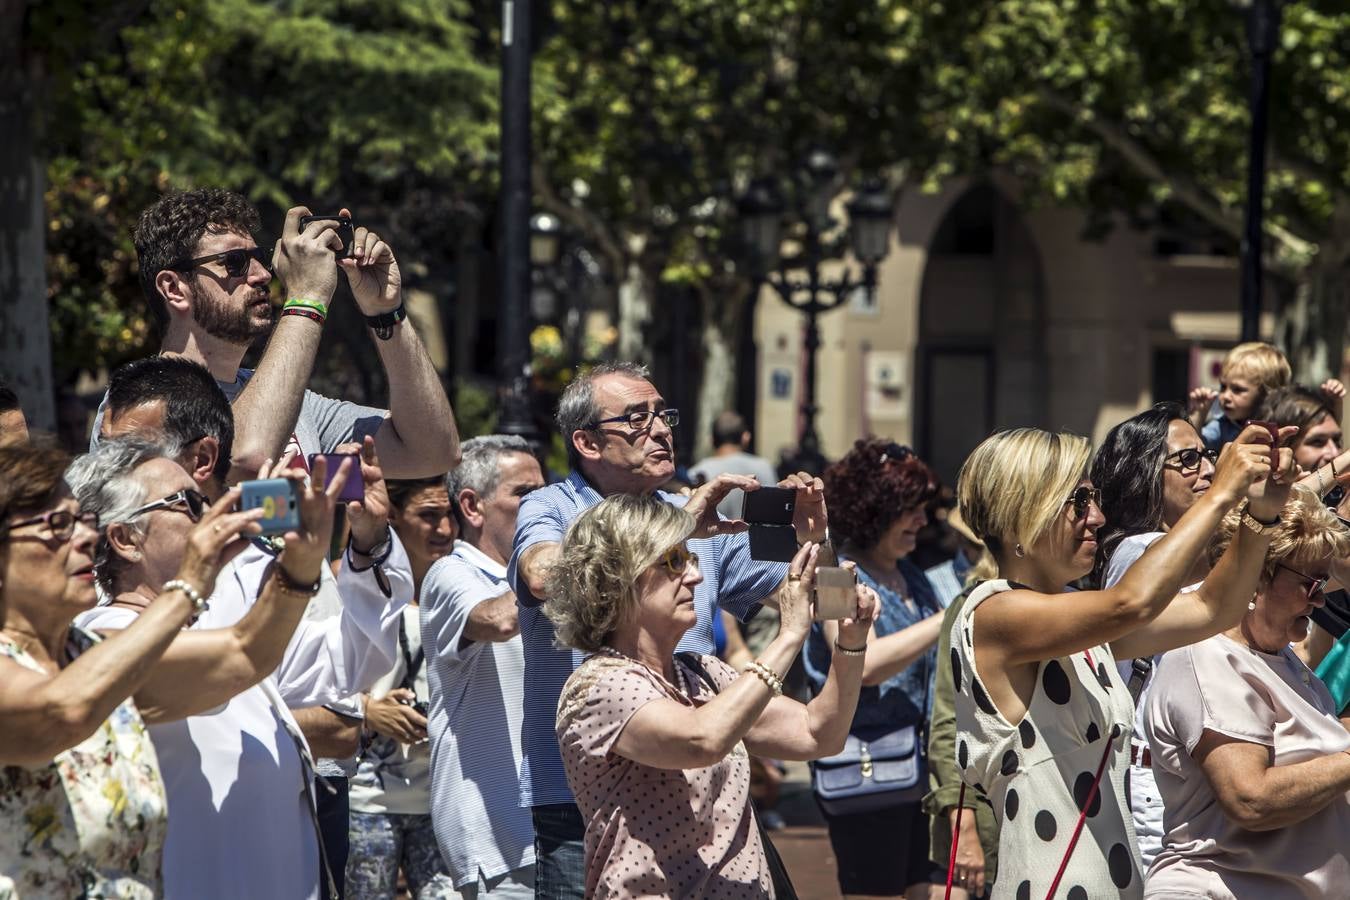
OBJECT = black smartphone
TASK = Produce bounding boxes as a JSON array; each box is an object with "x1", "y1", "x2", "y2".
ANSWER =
[
  {"x1": 740, "y1": 486, "x2": 796, "y2": 525},
  {"x1": 298, "y1": 214, "x2": 354, "y2": 260}
]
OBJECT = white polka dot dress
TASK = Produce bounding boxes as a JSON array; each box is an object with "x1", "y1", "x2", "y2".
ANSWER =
[{"x1": 951, "y1": 580, "x2": 1142, "y2": 899}]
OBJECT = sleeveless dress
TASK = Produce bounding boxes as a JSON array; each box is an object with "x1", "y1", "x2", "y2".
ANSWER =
[
  {"x1": 0, "y1": 628, "x2": 168, "y2": 899},
  {"x1": 951, "y1": 580, "x2": 1142, "y2": 899}
]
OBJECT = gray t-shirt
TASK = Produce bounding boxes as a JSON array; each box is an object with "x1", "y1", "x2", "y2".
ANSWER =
[
  {"x1": 91, "y1": 367, "x2": 386, "y2": 463},
  {"x1": 688, "y1": 451, "x2": 778, "y2": 519}
]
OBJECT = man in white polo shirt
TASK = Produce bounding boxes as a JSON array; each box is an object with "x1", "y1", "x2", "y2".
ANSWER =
[{"x1": 422, "y1": 435, "x2": 545, "y2": 897}]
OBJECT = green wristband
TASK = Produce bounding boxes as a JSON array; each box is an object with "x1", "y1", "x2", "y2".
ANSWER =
[{"x1": 283, "y1": 297, "x2": 329, "y2": 315}]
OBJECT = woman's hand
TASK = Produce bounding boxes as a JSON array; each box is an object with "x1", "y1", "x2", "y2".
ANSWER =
[
  {"x1": 277, "y1": 455, "x2": 349, "y2": 585},
  {"x1": 1208, "y1": 424, "x2": 1284, "y2": 508},
  {"x1": 1245, "y1": 427, "x2": 1300, "y2": 522},
  {"x1": 836, "y1": 582, "x2": 880, "y2": 649},
  {"x1": 344, "y1": 436, "x2": 392, "y2": 554},
  {"x1": 363, "y1": 688, "x2": 428, "y2": 744},
  {"x1": 780, "y1": 471, "x2": 827, "y2": 544},
  {"x1": 171, "y1": 486, "x2": 265, "y2": 598},
  {"x1": 950, "y1": 807, "x2": 986, "y2": 897},
  {"x1": 777, "y1": 541, "x2": 819, "y2": 644}
]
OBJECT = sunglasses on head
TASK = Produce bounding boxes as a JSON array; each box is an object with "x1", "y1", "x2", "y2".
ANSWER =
[
  {"x1": 129, "y1": 489, "x2": 210, "y2": 523},
  {"x1": 879, "y1": 442, "x2": 913, "y2": 465},
  {"x1": 1277, "y1": 563, "x2": 1330, "y2": 600},
  {"x1": 1064, "y1": 486, "x2": 1102, "y2": 519},
  {"x1": 173, "y1": 247, "x2": 272, "y2": 279},
  {"x1": 660, "y1": 545, "x2": 699, "y2": 575},
  {"x1": 1164, "y1": 447, "x2": 1220, "y2": 473}
]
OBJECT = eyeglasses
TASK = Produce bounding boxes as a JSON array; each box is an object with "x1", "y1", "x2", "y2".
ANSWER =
[
  {"x1": 173, "y1": 247, "x2": 272, "y2": 279},
  {"x1": 660, "y1": 545, "x2": 699, "y2": 575},
  {"x1": 879, "y1": 442, "x2": 913, "y2": 465},
  {"x1": 1064, "y1": 486, "x2": 1102, "y2": 519},
  {"x1": 1163, "y1": 447, "x2": 1220, "y2": 474},
  {"x1": 593, "y1": 408, "x2": 680, "y2": 432},
  {"x1": 6, "y1": 509, "x2": 101, "y2": 541},
  {"x1": 1277, "y1": 563, "x2": 1330, "y2": 600},
  {"x1": 129, "y1": 489, "x2": 210, "y2": 523}
]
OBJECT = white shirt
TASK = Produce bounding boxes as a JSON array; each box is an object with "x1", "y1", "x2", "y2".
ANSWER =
[
  {"x1": 421, "y1": 540, "x2": 535, "y2": 889},
  {"x1": 75, "y1": 535, "x2": 412, "y2": 900}
]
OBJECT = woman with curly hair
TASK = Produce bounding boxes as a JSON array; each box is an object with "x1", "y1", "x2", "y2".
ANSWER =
[
  {"x1": 546, "y1": 494, "x2": 879, "y2": 899},
  {"x1": 806, "y1": 438, "x2": 948, "y2": 899}
]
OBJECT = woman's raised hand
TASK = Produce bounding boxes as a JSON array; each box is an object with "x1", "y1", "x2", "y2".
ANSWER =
[
  {"x1": 277, "y1": 454, "x2": 350, "y2": 585},
  {"x1": 778, "y1": 541, "x2": 820, "y2": 643},
  {"x1": 836, "y1": 582, "x2": 880, "y2": 650},
  {"x1": 1209, "y1": 424, "x2": 1294, "y2": 509},
  {"x1": 172, "y1": 486, "x2": 265, "y2": 599}
]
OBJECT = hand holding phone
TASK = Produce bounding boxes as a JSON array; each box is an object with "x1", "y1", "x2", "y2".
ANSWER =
[
  {"x1": 309, "y1": 453, "x2": 363, "y2": 502},
  {"x1": 239, "y1": 478, "x2": 301, "y2": 536},
  {"x1": 298, "y1": 214, "x2": 354, "y2": 260},
  {"x1": 1246, "y1": 419, "x2": 1281, "y2": 468},
  {"x1": 741, "y1": 486, "x2": 798, "y2": 562}
]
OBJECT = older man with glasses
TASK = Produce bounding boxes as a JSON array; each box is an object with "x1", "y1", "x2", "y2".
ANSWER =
[{"x1": 508, "y1": 361, "x2": 828, "y2": 900}]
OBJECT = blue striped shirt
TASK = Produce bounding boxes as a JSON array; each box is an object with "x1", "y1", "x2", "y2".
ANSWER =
[{"x1": 507, "y1": 470, "x2": 787, "y2": 807}]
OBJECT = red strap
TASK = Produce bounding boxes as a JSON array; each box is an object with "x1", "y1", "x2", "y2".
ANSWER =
[
  {"x1": 943, "y1": 781, "x2": 967, "y2": 900},
  {"x1": 1044, "y1": 734, "x2": 1114, "y2": 899}
]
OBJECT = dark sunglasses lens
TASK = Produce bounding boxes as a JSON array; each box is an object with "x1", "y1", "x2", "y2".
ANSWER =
[
  {"x1": 185, "y1": 492, "x2": 207, "y2": 520},
  {"x1": 223, "y1": 250, "x2": 251, "y2": 276}
]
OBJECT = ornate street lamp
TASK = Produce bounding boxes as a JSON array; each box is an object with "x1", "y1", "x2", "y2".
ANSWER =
[
  {"x1": 739, "y1": 166, "x2": 895, "y2": 474},
  {"x1": 1236, "y1": 0, "x2": 1283, "y2": 342}
]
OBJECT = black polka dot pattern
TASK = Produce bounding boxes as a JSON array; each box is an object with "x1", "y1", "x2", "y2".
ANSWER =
[
  {"x1": 1000, "y1": 749, "x2": 1019, "y2": 776},
  {"x1": 972, "y1": 677, "x2": 998, "y2": 715},
  {"x1": 951, "y1": 646, "x2": 963, "y2": 693},
  {"x1": 1108, "y1": 842, "x2": 1133, "y2": 888},
  {"x1": 1005, "y1": 788, "x2": 1019, "y2": 821},
  {"x1": 1019, "y1": 719, "x2": 1036, "y2": 749},
  {"x1": 1035, "y1": 810, "x2": 1057, "y2": 841},
  {"x1": 1125, "y1": 769, "x2": 1133, "y2": 812},
  {"x1": 1085, "y1": 721, "x2": 1101, "y2": 743},
  {"x1": 1015, "y1": 881, "x2": 1031, "y2": 900},
  {"x1": 1067, "y1": 887, "x2": 1088, "y2": 900},
  {"x1": 958, "y1": 739, "x2": 969, "y2": 770},
  {"x1": 1096, "y1": 661, "x2": 1113, "y2": 690},
  {"x1": 1073, "y1": 771, "x2": 1102, "y2": 817},
  {"x1": 1042, "y1": 659, "x2": 1072, "y2": 704}
]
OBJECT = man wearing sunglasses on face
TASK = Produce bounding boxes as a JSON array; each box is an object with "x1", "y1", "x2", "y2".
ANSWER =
[
  {"x1": 92, "y1": 187, "x2": 458, "y2": 484},
  {"x1": 508, "y1": 361, "x2": 827, "y2": 900}
]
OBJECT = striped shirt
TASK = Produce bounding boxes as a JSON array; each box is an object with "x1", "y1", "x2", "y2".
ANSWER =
[
  {"x1": 507, "y1": 470, "x2": 787, "y2": 808},
  {"x1": 422, "y1": 541, "x2": 535, "y2": 888}
]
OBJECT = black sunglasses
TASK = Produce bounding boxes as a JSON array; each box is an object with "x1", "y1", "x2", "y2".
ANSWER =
[
  {"x1": 129, "y1": 489, "x2": 210, "y2": 523},
  {"x1": 1277, "y1": 563, "x2": 1330, "y2": 600},
  {"x1": 6, "y1": 509, "x2": 101, "y2": 542},
  {"x1": 879, "y1": 442, "x2": 913, "y2": 465},
  {"x1": 1065, "y1": 486, "x2": 1102, "y2": 519},
  {"x1": 173, "y1": 247, "x2": 272, "y2": 279},
  {"x1": 1164, "y1": 447, "x2": 1220, "y2": 474}
]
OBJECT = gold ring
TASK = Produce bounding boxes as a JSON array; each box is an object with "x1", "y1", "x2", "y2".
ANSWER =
[
  {"x1": 788, "y1": 573, "x2": 802, "y2": 582},
  {"x1": 213, "y1": 523, "x2": 224, "y2": 533}
]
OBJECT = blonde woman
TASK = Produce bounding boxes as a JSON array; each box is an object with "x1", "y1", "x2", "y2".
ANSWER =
[
  {"x1": 547, "y1": 494, "x2": 878, "y2": 899},
  {"x1": 1144, "y1": 489, "x2": 1350, "y2": 898},
  {"x1": 949, "y1": 427, "x2": 1294, "y2": 899}
]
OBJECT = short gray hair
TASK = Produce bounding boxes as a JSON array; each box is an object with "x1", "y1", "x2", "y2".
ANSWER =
[
  {"x1": 448, "y1": 435, "x2": 533, "y2": 508},
  {"x1": 555, "y1": 361, "x2": 651, "y2": 469},
  {"x1": 66, "y1": 437, "x2": 172, "y2": 592}
]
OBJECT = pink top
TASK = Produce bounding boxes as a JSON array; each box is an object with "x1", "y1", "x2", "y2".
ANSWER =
[
  {"x1": 556, "y1": 652, "x2": 773, "y2": 899},
  {"x1": 1144, "y1": 632, "x2": 1350, "y2": 898}
]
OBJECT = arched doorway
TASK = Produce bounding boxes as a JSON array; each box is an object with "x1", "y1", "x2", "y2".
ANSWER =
[{"x1": 916, "y1": 184, "x2": 1048, "y2": 485}]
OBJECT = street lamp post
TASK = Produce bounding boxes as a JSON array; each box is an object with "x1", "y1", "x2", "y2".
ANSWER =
[
  {"x1": 496, "y1": 0, "x2": 537, "y2": 442},
  {"x1": 1239, "y1": 0, "x2": 1282, "y2": 343},
  {"x1": 738, "y1": 161, "x2": 894, "y2": 474}
]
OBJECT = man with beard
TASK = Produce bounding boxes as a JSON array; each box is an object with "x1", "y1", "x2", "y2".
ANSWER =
[
  {"x1": 508, "y1": 361, "x2": 828, "y2": 900},
  {"x1": 93, "y1": 188, "x2": 457, "y2": 481}
]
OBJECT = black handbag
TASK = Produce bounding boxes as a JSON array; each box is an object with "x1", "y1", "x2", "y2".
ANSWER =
[{"x1": 810, "y1": 723, "x2": 927, "y2": 815}]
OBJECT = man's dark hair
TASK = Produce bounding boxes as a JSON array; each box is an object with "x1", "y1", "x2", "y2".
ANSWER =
[
  {"x1": 0, "y1": 381, "x2": 20, "y2": 414},
  {"x1": 1089, "y1": 401, "x2": 1186, "y2": 588},
  {"x1": 711, "y1": 411, "x2": 748, "y2": 448},
  {"x1": 106, "y1": 356, "x2": 234, "y2": 483},
  {"x1": 134, "y1": 189, "x2": 261, "y2": 329}
]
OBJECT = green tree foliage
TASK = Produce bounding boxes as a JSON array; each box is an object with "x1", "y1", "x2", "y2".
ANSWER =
[
  {"x1": 901, "y1": 0, "x2": 1350, "y2": 379},
  {"x1": 42, "y1": 0, "x2": 497, "y2": 379}
]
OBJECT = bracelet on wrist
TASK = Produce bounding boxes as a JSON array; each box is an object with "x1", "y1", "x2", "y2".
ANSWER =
[
  {"x1": 1239, "y1": 499, "x2": 1281, "y2": 536},
  {"x1": 271, "y1": 563, "x2": 321, "y2": 597},
  {"x1": 280, "y1": 307, "x2": 326, "y2": 327},
  {"x1": 365, "y1": 303, "x2": 407, "y2": 341},
  {"x1": 742, "y1": 660, "x2": 784, "y2": 696},
  {"x1": 283, "y1": 297, "x2": 329, "y2": 315},
  {"x1": 834, "y1": 640, "x2": 867, "y2": 657},
  {"x1": 163, "y1": 578, "x2": 209, "y2": 616}
]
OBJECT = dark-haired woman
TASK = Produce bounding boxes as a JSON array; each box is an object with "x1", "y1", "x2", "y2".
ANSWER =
[
  {"x1": 806, "y1": 439, "x2": 947, "y2": 899},
  {"x1": 1091, "y1": 404, "x2": 1297, "y2": 871},
  {"x1": 1261, "y1": 384, "x2": 1344, "y2": 476}
]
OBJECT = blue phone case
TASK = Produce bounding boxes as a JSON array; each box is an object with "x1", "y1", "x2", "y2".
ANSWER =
[{"x1": 239, "y1": 478, "x2": 300, "y2": 535}]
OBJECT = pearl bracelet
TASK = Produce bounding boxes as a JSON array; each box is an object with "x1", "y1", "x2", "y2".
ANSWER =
[
  {"x1": 162, "y1": 579, "x2": 208, "y2": 615},
  {"x1": 743, "y1": 660, "x2": 784, "y2": 696}
]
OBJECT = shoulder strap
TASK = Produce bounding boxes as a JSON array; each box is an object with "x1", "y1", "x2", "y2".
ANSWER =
[{"x1": 397, "y1": 617, "x2": 424, "y2": 692}]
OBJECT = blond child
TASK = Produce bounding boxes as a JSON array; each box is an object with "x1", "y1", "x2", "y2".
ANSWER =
[{"x1": 1188, "y1": 341, "x2": 1343, "y2": 451}]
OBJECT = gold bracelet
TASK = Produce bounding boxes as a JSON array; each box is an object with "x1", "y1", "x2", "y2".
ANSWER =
[{"x1": 743, "y1": 660, "x2": 783, "y2": 696}]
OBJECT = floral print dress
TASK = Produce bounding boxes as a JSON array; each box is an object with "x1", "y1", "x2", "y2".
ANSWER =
[{"x1": 0, "y1": 628, "x2": 168, "y2": 899}]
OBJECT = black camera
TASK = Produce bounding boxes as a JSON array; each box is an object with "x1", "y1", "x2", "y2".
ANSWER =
[{"x1": 298, "y1": 214, "x2": 354, "y2": 260}]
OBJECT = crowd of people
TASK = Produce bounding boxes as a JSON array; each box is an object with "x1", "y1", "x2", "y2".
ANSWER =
[{"x1": 4, "y1": 184, "x2": 1350, "y2": 900}]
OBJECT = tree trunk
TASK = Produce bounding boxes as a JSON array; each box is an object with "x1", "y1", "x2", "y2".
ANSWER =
[
  {"x1": 0, "y1": 67, "x2": 55, "y2": 430},
  {"x1": 616, "y1": 231, "x2": 654, "y2": 363},
  {"x1": 692, "y1": 281, "x2": 751, "y2": 461},
  {"x1": 1277, "y1": 262, "x2": 1348, "y2": 385}
]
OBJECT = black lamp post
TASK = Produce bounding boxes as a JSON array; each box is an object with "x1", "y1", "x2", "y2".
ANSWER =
[
  {"x1": 496, "y1": 0, "x2": 537, "y2": 442},
  {"x1": 738, "y1": 159, "x2": 894, "y2": 474},
  {"x1": 1239, "y1": 0, "x2": 1282, "y2": 343}
]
